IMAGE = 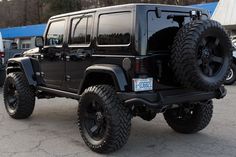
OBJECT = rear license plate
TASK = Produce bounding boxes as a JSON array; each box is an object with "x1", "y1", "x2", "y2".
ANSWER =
[{"x1": 133, "y1": 78, "x2": 153, "y2": 92}]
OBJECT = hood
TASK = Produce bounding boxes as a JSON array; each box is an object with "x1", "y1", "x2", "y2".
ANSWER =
[{"x1": 23, "y1": 47, "x2": 39, "y2": 55}]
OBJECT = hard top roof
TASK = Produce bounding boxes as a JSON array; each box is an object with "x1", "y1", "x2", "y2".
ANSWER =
[{"x1": 50, "y1": 3, "x2": 203, "y2": 19}]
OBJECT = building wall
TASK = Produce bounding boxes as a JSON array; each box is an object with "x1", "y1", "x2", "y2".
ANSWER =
[
  {"x1": 6, "y1": 37, "x2": 35, "y2": 50},
  {"x1": 212, "y1": 0, "x2": 236, "y2": 30}
]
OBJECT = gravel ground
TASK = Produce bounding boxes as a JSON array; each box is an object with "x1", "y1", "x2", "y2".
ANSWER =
[{"x1": 0, "y1": 86, "x2": 236, "y2": 157}]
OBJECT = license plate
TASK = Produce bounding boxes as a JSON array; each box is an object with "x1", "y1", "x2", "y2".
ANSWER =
[{"x1": 133, "y1": 78, "x2": 153, "y2": 92}]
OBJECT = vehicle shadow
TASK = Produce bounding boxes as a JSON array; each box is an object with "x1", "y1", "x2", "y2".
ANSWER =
[
  {"x1": 23, "y1": 102, "x2": 235, "y2": 157},
  {"x1": 116, "y1": 118, "x2": 231, "y2": 157}
]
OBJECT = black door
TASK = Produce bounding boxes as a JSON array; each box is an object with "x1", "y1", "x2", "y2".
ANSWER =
[
  {"x1": 65, "y1": 15, "x2": 94, "y2": 92},
  {"x1": 40, "y1": 19, "x2": 66, "y2": 89}
]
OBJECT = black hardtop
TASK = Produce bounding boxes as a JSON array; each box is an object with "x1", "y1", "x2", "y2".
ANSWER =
[{"x1": 50, "y1": 3, "x2": 209, "y2": 20}]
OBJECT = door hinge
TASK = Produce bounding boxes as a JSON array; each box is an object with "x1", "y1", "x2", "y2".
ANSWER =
[
  {"x1": 66, "y1": 56, "x2": 70, "y2": 62},
  {"x1": 66, "y1": 75, "x2": 71, "y2": 81}
]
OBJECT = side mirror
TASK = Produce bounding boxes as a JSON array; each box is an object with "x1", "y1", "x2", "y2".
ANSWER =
[{"x1": 35, "y1": 36, "x2": 44, "y2": 48}]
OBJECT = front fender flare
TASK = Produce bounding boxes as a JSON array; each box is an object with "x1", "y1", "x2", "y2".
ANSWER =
[{"x1": 6, "y1": 57, "x2": 37, "y2": 86}]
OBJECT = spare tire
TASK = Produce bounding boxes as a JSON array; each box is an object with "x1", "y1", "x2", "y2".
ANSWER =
[{"x1": 171, "y1": 19, "x2": 232, "y2": 91}]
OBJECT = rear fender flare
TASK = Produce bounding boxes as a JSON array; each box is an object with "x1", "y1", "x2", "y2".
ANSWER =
[{"x1": 79, "y1": 64, "x2": 128, "y2": 94}]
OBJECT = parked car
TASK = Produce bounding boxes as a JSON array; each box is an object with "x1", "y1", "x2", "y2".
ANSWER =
[
  {"x1": 3, "y1": 4, "x2": 232, "y2": 153},
  {"x1": 0, "y1": 38, "x2": 26, "y2": 87},
  {"x1": 225, "y1": 36, "x2": 236, "y2": 85}
]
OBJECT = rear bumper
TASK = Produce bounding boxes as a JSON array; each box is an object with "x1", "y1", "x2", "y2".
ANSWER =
[{"x1": 118, "y1": 86, "x2": 226, "y2": 111}]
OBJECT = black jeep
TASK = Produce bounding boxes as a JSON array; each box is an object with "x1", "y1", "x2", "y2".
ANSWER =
[{"x1": 3, "y1": 4, "x2": 232, "y2": 153}]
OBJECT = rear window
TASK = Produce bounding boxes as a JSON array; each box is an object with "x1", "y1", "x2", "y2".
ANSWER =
[
  {"x1": 97, "y1": 12, "x2": 132, "y2": 45},
  {"x1": 70, "y1": 16, "x2": 93, "y2": 45},
  {"x1": 148, "y1": 11, "x2": 190, "y2": 52}
]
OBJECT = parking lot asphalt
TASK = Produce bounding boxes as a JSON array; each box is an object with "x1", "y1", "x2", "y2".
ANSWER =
[{"x1": 0, "y1": 86, "x2": 236, "y2": 157}]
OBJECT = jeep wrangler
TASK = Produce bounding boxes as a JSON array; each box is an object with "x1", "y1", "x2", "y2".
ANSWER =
[{"x1": 3, "y1": 4, "x2": 232, "y2": 153}]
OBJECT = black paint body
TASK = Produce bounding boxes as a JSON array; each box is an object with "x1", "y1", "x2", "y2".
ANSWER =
[{"x1": 6, "y1": 4, "x2": 225, "y2": 109}]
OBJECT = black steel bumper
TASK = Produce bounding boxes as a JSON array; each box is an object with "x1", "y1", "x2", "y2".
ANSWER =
[{"x1": 118, "y1": 86, "x2": 226, "y2": 111}]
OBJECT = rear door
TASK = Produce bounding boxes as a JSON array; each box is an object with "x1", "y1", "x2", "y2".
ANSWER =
[{"x1": 65, "y1": 13, "x2": 94, "y2": 92}]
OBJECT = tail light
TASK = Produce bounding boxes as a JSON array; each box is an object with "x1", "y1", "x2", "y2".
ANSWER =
[
  {"x1": 0, "y1": 51, "x2": 4, "y2": 58},
  {"x1": 135, "y1": 58, "x2": 148, "y2": 74},
  {"x1": 133, "y1": 58, "x2": 153, "y2": 91}
]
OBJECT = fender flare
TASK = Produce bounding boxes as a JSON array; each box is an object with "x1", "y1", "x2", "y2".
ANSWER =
[
  {"x1": 6, "y1": 57, "x2": 37, "y2": 86},
  {"x1": 79, "y1": 64, "x2": 128, "y2": 93}
]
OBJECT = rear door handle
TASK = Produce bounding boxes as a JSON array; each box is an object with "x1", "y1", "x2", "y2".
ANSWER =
[
  {"x1": 79, "y1": 52, "x2": 91, "y2": 59},
  {"x1": 79, "y1": 53, "x2": 86, "y2": 58}
]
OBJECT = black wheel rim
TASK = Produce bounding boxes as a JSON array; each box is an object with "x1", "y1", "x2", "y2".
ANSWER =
[
  {"x1": 197, "y1": 37, "x2": 224, "y2": 77},
  {"x1": 232, "y1": 37, "x2": 236, "y2": 49},
  {"x1": 5, "y1": 79, "x2": 19, "y2": 114},
  {"x1": 81, "y1": 99, "x2": 107, "y2": 143},
  {"x1": 226, "y1": 68, "x2": 234, "y2": 81}
]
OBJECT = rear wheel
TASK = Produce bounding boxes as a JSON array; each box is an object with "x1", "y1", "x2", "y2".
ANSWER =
[
  {"x1": 163, "y1": 100, "x2": 213, "y2": 134},
  {"x1": 3, "y1": 72, "x2": 35, "y2": 119},
  {"x1": 225, "y1": 63, "x2": 236, "y2": 85},
  {"x1": 78, "y1": 85, "x2": 131, "y2": 153}
]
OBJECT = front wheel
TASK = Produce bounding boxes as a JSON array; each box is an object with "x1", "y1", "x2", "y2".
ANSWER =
[
  {"x1": 163, "y1": 100, "x2": 213, "y2": 134},
  {"x1": 225, "y1": 63, "x2": 236, "y2": 85},
  {"x1": 78, "y1": 85, "x2": 132, "y2": 154},
  {"x1": 3, "y1": 72, "x2": 35, "y2": 119}
]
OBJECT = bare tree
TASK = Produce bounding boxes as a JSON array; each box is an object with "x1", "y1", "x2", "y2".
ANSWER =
[
  {"x1": 23, "y1": 0, "x2": 28, "y2": 25},
  {"x1": 0, "y1": 0, "x2": 219, "y2": 28}
]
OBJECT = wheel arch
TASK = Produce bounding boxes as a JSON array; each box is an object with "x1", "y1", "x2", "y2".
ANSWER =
[
  {"x1": 6, "y1": 57, "x2": 38, "y2": 86},
  {"x1": 78, "y1": 64, "x2": 128, "y2": 94}
]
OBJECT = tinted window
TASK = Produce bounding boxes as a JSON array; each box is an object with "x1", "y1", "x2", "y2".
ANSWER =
[
  {"x1": 70, "y1": 16, "x2": 92, "y2": 45},
  {"x1": 148, "y1": 11, "x2": 190, "y2": 51},
  {"x1": 98, "y1": 12, "x2": 131, "y2": 45},
  {"x1": 46, "y1": 20, "x2": 65, "y2": 46}
]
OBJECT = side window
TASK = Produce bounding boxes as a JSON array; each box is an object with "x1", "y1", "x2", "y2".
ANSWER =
[
  {"x1": 98, "y1": 12, "x2": 132, "y2": 45},
  {"x1": 46, "y1": 20, "x2": 65, "y2": 46},
  {"x1": 70, "y1": 16, "x2": 92, "y2": 45}
]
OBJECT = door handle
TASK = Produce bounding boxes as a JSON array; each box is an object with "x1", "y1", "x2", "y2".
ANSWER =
[{"x1": 78, "y1": 52, "x2": 91, "y2": 59}]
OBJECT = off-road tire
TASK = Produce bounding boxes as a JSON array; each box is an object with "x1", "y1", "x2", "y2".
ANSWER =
[
  {"x1": 3, "y1": 72, "x2": 35, "y2": 119},
  {"x1": 225, "y1": 63, "x2": 236, "y2": 85},
  {"x1": 78, "y1": 85, "x2": 132, "y2": 154},
  {"x1": 0, "y1": 70, "x2": 5, "y2": 87},
  {"x1": 163, "y1": 100, "x2": 213, "y2": 134},
  {"x1": 171, "y1": 19, "x2": 232, "y2": 91}
]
